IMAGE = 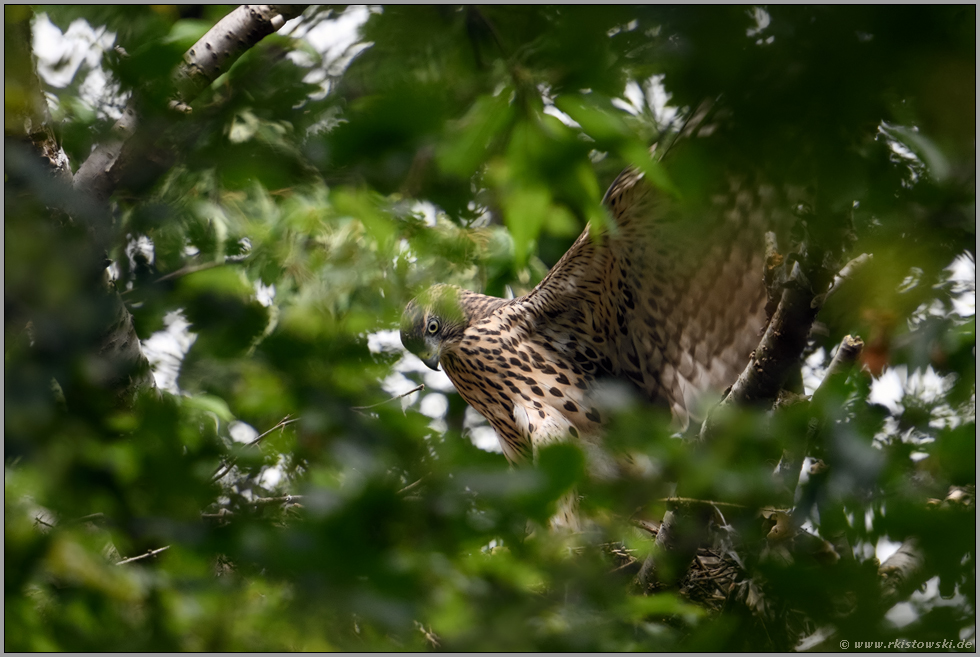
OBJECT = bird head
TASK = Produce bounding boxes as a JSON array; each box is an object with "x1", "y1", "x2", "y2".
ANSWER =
[{"x1": 400, "y1": 284, "x2": 468, "y2": 371}]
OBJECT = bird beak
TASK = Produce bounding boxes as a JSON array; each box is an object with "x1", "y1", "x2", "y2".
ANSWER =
[
  {"x1": 421, "y1": 353, "x2": 441, "y2": 371},
  {"x1": 418, "y1": 335, "x2": 443, "y2": 371}
]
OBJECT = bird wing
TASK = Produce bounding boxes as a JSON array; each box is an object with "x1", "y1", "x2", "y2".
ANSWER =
[{"x1": 523, "y1": 158, "x2": 775, "y2": 426}]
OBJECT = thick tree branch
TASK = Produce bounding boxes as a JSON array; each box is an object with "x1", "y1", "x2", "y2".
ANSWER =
[
  {"x1": 63, "y1": 5, "x2": 307, "y2": 405},
  {"x1": 698, "y1": 268, "x2": 821, "y2": 442},
  {"x1": 651, "y1": 225, "x2": 846, "y2": 592},
  {"x1": 5, "y1": 7, "x2": 72, "y2": 180},
  {"x1": 878, "y1": 538, "x2": 927, "y2": 610},
  {"x1": 71, "y1": 104, "x2": 138, "y2": 200},
  {"x1": 74, "y1": 4, "x2": 309, "y2": 202},
  {"x1": 879, "y1": 485, "x2": 975, "y2": 609},
  {"x1": 173, "y1": 5, "x2": 308, "y2": 105},
  {"x1": 774, "y1": 334, "x2": 865, "y2": 500},
  {"x1": 635, "y1": 504, "x2": 714, "y2": 591},
  {"x1": 725, "y1": 280, "x2": 818, "y2": 411},
  {"x1": 99, "y1": 272, "x2": 158, "y2": 403},
  {"x1": 804, "y1": 334, "x2": 864, "y2": 452}
]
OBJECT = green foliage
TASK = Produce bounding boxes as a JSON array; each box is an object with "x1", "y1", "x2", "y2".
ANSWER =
[{"x1": 5, "y1": 5, "x2": 975, "y2": 651}]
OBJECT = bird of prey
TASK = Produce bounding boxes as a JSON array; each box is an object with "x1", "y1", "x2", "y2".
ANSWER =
[{"x1": 401, "y1": 130, "x2": 773, "y2": 473}]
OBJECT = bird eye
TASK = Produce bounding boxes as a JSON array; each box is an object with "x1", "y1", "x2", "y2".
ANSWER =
[{"x1": 426, "y1": 318, "x2": 440, "y2": 335}]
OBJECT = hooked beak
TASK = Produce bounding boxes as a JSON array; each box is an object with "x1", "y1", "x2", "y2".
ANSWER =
[
  {"x1": 417, "y1": 334, "x2": 443, "y2": 371},
  {"x1": 421, "y1": 353, "x2": 441, "y2": 371},
  {"x1": 400, "y1": 316, "x2": 443, "y2": 371}
]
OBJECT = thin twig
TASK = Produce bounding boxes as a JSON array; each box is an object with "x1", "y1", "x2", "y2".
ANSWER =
[
  {"x1": 34, "y1": 515, "x2": 55, "y2": 529},
  {"x1": 252, "y1": 495, "x2": 303, "y2": 506},
  {"x1": 116, "y1": 545, "x2": 170, "y2": 566},
  {"x1": 211, "y1": 462, "x2": 235, "y2": 483},
  {"x1": 155, "y1": 260, "x2": 229, "y2": 284},
  {"x1": 352, "y1": 384, "x2": 424, "y2": 411},
  {"x1": 414, "y1": 620, "x2": 441, "y2": 649},
  {"x1": 247, "y1": 416, "x2": 299, "y2": 447},
  {"x1": 397, "y1": 477, "x2": 426, "y2": 496},
  {"x1": 696, "y1": 554, "x2": 732, "y2": 597},
  {"x1": 631, "y1": 518, "x2": 661, "y2": 536},
  {"x1": 211, "y1": 415, "x2": 299, "y2": 482},
  {"x1": 657, "y1": 497, "x2": 749, "y2": 510},
  {"x1": 72, "y1": 512, "x2": 107, "y2": 524},
  {"x1": 201, "y1": 495, "x2": 303, "y2": 521}
]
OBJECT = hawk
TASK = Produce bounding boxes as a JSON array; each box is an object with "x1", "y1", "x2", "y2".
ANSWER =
[{"x1": 401, "y1": 135, "x2": 774, "y2": 475}]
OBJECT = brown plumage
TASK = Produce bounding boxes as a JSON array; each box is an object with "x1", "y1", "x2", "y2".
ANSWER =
[
  {"x1": 400, "y1": 99, "x2": 804, "y2": 533},
  {"x1": 401, "y1": 157, "x2": 778, "y2": 472}
]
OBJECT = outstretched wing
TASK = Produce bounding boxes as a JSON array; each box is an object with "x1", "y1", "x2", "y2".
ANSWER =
[{"x1": 523, "y1": 146, "x2": 777, "y2": 425}]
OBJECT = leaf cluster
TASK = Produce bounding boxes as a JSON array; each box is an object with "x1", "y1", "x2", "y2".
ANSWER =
[{"x1": 5, "y1": 5, "x2": 975, "y2": 651}]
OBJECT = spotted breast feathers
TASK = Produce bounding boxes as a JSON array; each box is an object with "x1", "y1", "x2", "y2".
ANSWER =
[{"x1": 401, "y1": 162, "x2": 775, "y2": 463}]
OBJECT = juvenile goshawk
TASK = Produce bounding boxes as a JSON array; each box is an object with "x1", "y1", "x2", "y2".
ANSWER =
[{"x1": 401, "y1": 156, "x2": 773, "y2": 468}]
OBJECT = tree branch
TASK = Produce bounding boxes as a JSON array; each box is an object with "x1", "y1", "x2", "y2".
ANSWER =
[
  {"x1": 71, "y1": 104, "x2": 138, "y2": 199},
  {"x1": 699, "y1": 269, "x2": 821, "y2": 443},
  {"x1": 116, "y1": 545, "x2": 170, "y2": 566},
  {"x1": 722, "y1": 281, "x2": 818, "y2": 418},
  {"x1": 879, "y1": 485, "x2": 975, "y2": 609},
  {"x1": 804, "y1": 334, "x2": 864, "y2": 454},
  {"x1": 64, "y1": 5, "x2": 308, "y2": 405},
  {"x1": 173, "y1": 5, "x2": 308, "y2": 104},
  {"x1": 649, "y1": 225, "x2": 845, "y2": 592},
  {"x1": 4, "y1": 7, "x2": 72, "y2": 179},
  {"x1": 878, "y1": 538, "x2": 927, "y2": 610},
  {"x1": 773, "y1": 334, "x2": 865, "y2": 500},
  {"x1": 211, "y1": 415, "x2": 298, "y2": 482},
  {"x1": 74, "y1": 4, "x2": 309, "y2": 202}
]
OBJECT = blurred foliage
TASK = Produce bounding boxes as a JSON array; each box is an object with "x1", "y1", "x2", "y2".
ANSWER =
[{"x1": 5, "y1": 4, "x2": 976, "y2": 651}]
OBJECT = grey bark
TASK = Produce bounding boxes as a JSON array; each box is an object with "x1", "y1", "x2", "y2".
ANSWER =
[
  {"x1": 23, "y1": 5, "x2": 309, "y2": 406},
  {"x1": 74, "y1": 4, "x2": 309, "y2": 203}
]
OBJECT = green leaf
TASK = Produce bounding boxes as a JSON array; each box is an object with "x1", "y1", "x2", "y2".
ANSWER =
[
  {"x1": 438, "y1": 91, "x2": 515, "y2": 178},
  {"x1": 182, "y1": 394, "x2": 234, "y2": 422},
  {"x1": 623, "y1": 141, "x2": 681, "y2": 199},
  {"x1": 163, "y1": 19, "x2": 211, "y2": 51},
  {"x1": 178, "y1": 266, "x2": 251, "y2": 297},
  {"x1": 622, "y1": 593, "x2": 706, "y2": 623},
  {"x1": 502, "y1": 184, "x2": 550, "y2": 268},
  {"x1": 554, "y1": 93, "x2": 631, "y2": 144}
]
